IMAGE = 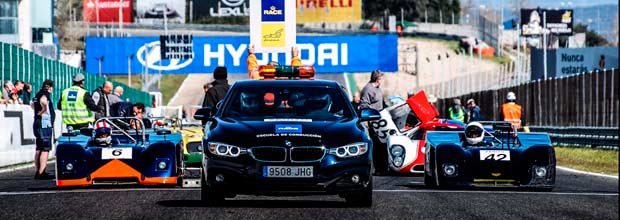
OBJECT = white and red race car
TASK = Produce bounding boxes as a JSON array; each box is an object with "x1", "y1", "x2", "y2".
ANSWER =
[{"x1": 371, "y1": 91, "x2": 465, "y2": 175}]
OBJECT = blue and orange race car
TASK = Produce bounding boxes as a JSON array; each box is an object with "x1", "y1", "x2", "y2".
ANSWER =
[{"x1": 55, "y1": 117, "x2": 183, "y2": 187}]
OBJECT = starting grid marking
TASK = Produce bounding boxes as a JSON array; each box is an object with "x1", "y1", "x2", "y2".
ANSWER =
[{"x1": 0, "y1": 188, "x2": 617, "y2": 197}]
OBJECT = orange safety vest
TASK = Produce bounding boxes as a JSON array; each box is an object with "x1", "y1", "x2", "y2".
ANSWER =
[
  {"x1": 247, "y1": 53, "x2": 260, "y2": 79},
  {"x1": 291, "y1": 56, "x2": 302, "y2": 66},
  {"x1": 502, "y1": 102, "x2": 522, "y2": 129}
]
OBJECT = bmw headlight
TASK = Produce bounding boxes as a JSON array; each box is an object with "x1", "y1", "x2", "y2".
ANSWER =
[
  {"x1": 65, "y1": 163, "x2": 74, "y2": 171},
  {"x1": 208, "y1": 142, "x2": 247, "y2": 157},
  {"x1": 329, "y1": 143, "x2": 368, "y2": 158},
  {"x1": 390, "y1": 145, "x2": 404, "y2": 157}
]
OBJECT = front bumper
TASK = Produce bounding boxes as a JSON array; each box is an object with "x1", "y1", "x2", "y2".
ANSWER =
[{"x1": 203, "y1": 155, "x2": 371, "y2": 195}]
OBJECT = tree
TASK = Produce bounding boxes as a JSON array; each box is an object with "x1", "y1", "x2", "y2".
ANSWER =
[{"x1": 573, "y1": 24, "x2": 609, "y2": 46}]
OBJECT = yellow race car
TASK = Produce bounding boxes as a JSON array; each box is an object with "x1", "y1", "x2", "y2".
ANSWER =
[{"x1": 178, "y1": 121, "x2": 204, "y2": 187}]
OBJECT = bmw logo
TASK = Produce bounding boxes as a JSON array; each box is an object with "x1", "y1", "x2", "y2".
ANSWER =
[{"x1": 284, "y1": 140, "x2": 293, "y2": 147}]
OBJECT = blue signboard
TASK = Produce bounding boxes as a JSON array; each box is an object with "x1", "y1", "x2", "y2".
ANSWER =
[{"x1": 85, "y1": 35, "x2": 398, "y2": 75}]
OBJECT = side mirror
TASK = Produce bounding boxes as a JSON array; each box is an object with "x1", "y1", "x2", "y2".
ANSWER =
[
  {"x1": 194, "y1": 107, "x2": 213, "y2": 121},
  {"x1": 359, "y1": 108, "x2": 381, "y2": 121},
  {"x1": 80, "y1": 128, "x2": 94, "y2": 137}
]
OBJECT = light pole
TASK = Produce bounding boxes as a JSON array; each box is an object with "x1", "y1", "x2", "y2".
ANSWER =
[
  {"x1": 127, "y1": 54, "x2": 134, "y2": 86},
  {"x1": 95, "y1": 56, "x2": 105, "y2": 78}
]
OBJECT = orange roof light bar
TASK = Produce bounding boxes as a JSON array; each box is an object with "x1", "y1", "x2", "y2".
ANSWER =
[{"x1": 258, "y1": 65, "x2": 315, "y2": 79}]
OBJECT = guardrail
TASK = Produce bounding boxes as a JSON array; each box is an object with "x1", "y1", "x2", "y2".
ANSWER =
[{"x1": 528, "y1": 126, "x2": 619, "y2": 150}]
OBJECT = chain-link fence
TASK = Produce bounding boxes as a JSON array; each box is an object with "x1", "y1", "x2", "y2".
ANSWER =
[{"x1": 1, "y1": 42, "x2": 152, "y2": 106}]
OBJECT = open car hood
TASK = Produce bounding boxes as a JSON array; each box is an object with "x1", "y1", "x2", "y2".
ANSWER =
[{"x1": 406, "y1": 90, "x2": 438, "y2": 123}]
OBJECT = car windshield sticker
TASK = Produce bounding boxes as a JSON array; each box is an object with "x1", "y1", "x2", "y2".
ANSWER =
[
  {"x1": 257, "y1": 133, "x2": 321, "y2": 138},
  {"x1": 264, "y1": 118, "x2": 312, "y2": 122},
  {"x1": 276, "y1": 124, "x2": 302, "y2": 134}
]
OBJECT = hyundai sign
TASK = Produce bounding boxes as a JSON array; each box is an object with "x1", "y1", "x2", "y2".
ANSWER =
[{"x1": 85, "y1": 35, "x2": 398, "y2": 74}]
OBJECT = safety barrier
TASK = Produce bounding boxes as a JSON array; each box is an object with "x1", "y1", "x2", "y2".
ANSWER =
[
  {"x1": 0, "y1": 104, "x2": 62, "y2": 167},
  {"x1": 528, "y1": 126, "x2": 618, "y2": 150},
  {"x1": 0, "y1": 42, "x2": 152, "y2": 106}
]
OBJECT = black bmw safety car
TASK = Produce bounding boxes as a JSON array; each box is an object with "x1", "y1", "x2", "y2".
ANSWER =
[{"x1": 194, "y1": 65, "x2": 380, "y2": 206}]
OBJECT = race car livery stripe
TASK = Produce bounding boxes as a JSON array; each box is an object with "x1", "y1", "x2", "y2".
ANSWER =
[
  {"x1": 90, "y1": 159, "x2": 142, "y2": 179},
  {"x1": 141, "y1": 177, "x2": 178, "y2": 185},
  {"x1": 56, "y1": 178, "x2": 90, "y2": 187}
]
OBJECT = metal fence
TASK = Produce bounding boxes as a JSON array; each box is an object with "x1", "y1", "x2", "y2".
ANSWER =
[
  {"x1": 1, "y1": 42, "x2": 152, "y2": 106},
  {"x1": 434, "y1": 69, "x2": 619, "y2": 148}
]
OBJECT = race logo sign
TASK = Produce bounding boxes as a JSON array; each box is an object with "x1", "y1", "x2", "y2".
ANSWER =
[{"x1": 250, "y1": 0, "x2": 296, "y2": 53}]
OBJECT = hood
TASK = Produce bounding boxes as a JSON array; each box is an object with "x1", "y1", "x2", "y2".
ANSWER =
[
  {"x1": 406, "y1": 90, "x2": 439, "y2": 123},
  {"x1": 208, "y1": 118, "x2": 363, "y2": 147}
]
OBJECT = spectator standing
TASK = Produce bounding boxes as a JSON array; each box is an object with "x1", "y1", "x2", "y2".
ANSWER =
[
  {"x1": 92, "y1": 81, "x2": 113, "y2": 120},
  {"x1": 291, "y1": 47, "x2": 302, "y2": 66},
  {"x1": 14, "y1": 80, "x2": 24, "y2": 104},
  {"x1": 360, "y1": 70, "x2": 386, "y2": 111},
  {"x1": 427, "y1": 93, "x2": 440, "y2": 117},
  {"x1": 58, "y1": 73, "x2": 99, "y2": 130},
  {"x1": 202, "y1": 66, "x2": 230, "y2": 110},
  {"x1": 466, "y1": 99, "x2": 483, "y2": 122},
  {"x1": 350, "y1": 91, "x2": 362, "y2": 115},
  {"x1": 2, "y1": 81, "x2": 13, "y2": 103},
  {"x1": 360, "y1": 69, "x2": 387, "y2": 175},
  {"x1": 108, "y1": 86, "x2": 124, "y2": 107},
  {"x1": 448, "y1": 98, "x2": 467, "y2": 123},
  {"x1": 501, "y1": 92, "x2": 522, "y2": 129},
  {"x1": 32, "y1": 80, "x2": 55, "y2": 179},
  {"x1": 23, "y1": 83, "x2": 32, "y2": 105}
]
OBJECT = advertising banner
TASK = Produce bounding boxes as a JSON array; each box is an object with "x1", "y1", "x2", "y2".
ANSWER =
[
  {"x1": 85, "y1": 35, "x2": 398, "y2": 74},
  {"x1": 296, "y1": 0, "x2": 362, "y2": 23},
  {"x1": 521, "y1": 9, "x2": 573, "y2": 36},
  {"x1": 194, "y1": 0, "x2": 249, "y2": 18},
  {"x1": 83, "y1": 0, "x2": 133, "y2": 23},
  {"x1": 530, "y1": 47, "x2": 618, "y2": 79},
  {"x1": 136, "y1": 0, "x2": 186, "y2": 24},
  {"x1": 250, "y1": 0, "x2": 296, "y2": 53}
]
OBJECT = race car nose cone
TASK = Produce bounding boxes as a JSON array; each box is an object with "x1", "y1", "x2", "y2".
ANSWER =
[{"x1": 351, "y1": 175, "x2": 360, "y2": 184}]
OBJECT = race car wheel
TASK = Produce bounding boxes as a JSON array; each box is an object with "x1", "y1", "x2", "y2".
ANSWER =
[
  {"x1": 344, "y1": 178, "x2": 373, "y2": 207},
  {"x1": 201, "y1": 171, "x2": 224, "y2": 206},
  {"x1": 424, "y1": 173, "x2": 437, "y2": 188}
]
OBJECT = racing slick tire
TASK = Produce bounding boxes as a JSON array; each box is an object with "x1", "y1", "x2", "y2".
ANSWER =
[
  {"x1": 344, "y1": 178, "x2": 373, "y2": 207},
  {"x1": 201, "y1": 171, "x2": 224, "y2": 206}
]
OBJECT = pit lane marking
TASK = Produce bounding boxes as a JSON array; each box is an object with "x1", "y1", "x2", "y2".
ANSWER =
[{"x1": 0, "y1": 188, "x2": 617, "y2": 197}]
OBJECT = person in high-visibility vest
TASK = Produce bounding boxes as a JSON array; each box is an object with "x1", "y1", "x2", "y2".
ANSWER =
[
  {"x1": 448, "y1": 98, "x2": 467, "y2": 123},
  {"x1": 57, "y1": 73, "x2": 99, "y2": 130},
  {"x1": 502, "y1": 92, "x2": 522, "y2": 130},
  {"x1": 247, "y1": 45, "x2": 260, "y2": 79},
  {"x1": 291, "y1": 47, "x2": 302, "y2": 66}
]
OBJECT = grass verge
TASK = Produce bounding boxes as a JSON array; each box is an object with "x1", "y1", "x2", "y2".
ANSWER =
[
  {"x1": 555, "y1": 147, "x2": 618, "y2": 175},
  {"x1": 108, "y1": 74, "x2": 188, "y2": 105}
]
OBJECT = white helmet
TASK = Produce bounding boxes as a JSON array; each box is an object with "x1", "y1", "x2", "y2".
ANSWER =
[
  {"x1": 507, "y1": 92, "x2": 516, "y2": 101},
  {"x1": 465, "y1": 122, "x2": 485, "y2": 145}
]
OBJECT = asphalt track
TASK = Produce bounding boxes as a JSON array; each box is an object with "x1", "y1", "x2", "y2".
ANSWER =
[{"x1": 0, "y1": 162, "x2": 617, "y2": 220}]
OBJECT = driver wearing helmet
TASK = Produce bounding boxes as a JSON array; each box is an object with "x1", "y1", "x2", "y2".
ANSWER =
[
  {"x1": 464, "y1": 122, "x2": 487, "y2": 146},
  {"x1": 94, "y1": 121, "x2": 113, "y2": 147}
]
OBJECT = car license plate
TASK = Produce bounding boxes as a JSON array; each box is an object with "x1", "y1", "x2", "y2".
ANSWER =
[{"x1": 263, "y1": 166, "x2": 313, "y2": 178}]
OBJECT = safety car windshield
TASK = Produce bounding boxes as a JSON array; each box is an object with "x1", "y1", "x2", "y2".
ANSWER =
[{"x1": 222, "y1": 86, "x2": 354, "y2": 121}]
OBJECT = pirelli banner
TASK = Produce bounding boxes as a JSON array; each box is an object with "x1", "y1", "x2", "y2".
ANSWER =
[
  {"x1": 296, "y1": 0, "x2": 362, "y2": 23},
  {"x1": 250, "y1": 0, "x2": 296, "y2": 53}
]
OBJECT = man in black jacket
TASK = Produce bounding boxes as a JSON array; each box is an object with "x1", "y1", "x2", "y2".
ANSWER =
[
  {"x1": 92, "y1": 81, "x2": 113, "y2": 120},
  {"x1": 202, "y1": 66, "x2": 230, "y2": 111}
]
